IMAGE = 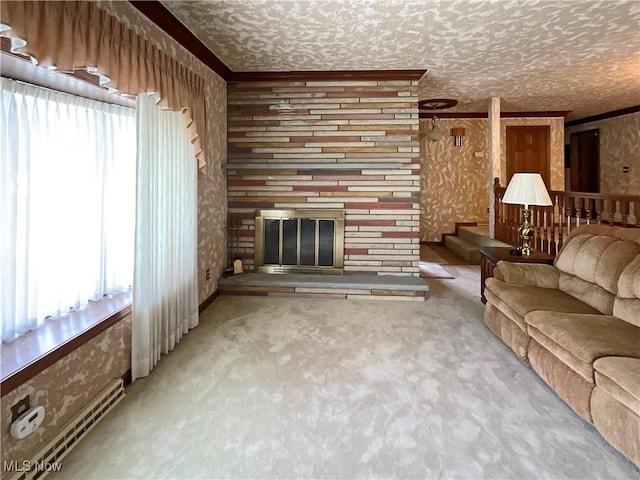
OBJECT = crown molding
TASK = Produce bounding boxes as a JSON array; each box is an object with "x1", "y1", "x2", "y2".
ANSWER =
[
  {"x1": 128, "y1": 1, "x2": 426, "y2": 83},
  {"x1": 501, "y1": 111, "x2": 571, "y2": 118},
  {"x1": 229, "y1": 70, "x2": 427, "y2": 82},
  {"x1": 129, "y1": 0, "x2": 234, "y2": 80},
  {"x1": 419, "y1": 112, "x2": 488, "y2": 119},
  {"x1": 564, "y1": 105, "x2": 640, "y2": 128},
  {"x1": 419, "y1": 111, "x2": 571, "y2": 119}
]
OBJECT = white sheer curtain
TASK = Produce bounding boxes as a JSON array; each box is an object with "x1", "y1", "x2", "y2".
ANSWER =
[
  {"x1": 132, "y1": 93, "x2": 198, "y2": 381},
  {"x1": 0, "y1": 77, "x2": 135, "y2": 343}
]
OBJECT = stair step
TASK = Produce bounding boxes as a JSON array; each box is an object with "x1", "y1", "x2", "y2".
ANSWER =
[
  {"x1": 444, "y1": 235, "x2": 482, "y2": 264},
  {"x1": 458, "y1": 226, "x2": 512, "y2": 248}
]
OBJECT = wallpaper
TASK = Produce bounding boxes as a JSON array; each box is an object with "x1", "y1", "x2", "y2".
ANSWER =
[
  {"x1": 1, "y1": 318, "x2": 131, "y2": 466},
  {"x1": 97, "y1": 0, "x2": 228, "y2": 303},
  {"x1": 162, "y1": 0, "x2": 640, "y2": 120},
  {"x1": 1, "y1": 1, "x2": 227, "y2": 469},
  {"x1": 197, "y1": 89, "x2": 228, "y2": 303},
  {"x1": 420, "y1": 116, "x2": 565, "y2": 242},
  {"x1": 420, "y1": 119, "x2": 489, "y2": 242},
  {"x1": 566, "y1": 112, "x2": 640, "y2": 195}
]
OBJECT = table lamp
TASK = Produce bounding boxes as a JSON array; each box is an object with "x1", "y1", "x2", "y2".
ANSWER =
[{"x1": 501, "y1": 173, "x2": 553, "y2": 255}]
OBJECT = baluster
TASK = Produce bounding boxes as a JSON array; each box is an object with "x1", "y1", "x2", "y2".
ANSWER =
[
  {"x1": 510, "y1": 204, "x2": 517, "y2": 246},
  {"x1": 594, "y1": 198, "x2": 603, "y2": 224},
  {"x1": 531, "y1": 207, "x2": 540, "y2": 250},
  {"x1": 543, "y1": 206, "x2": 548, "y2": 251},
  {"x1": 566, "y1": 195, "x2": 574, "y2": 235},
  {"x1": 612, "y1": 200, "x2": 621, "y2": 224},
  {"x1": 584, "y1": 197, "x2": 592, "y2": 225},
  {"x1": 631, "y1": 200, "x2": 640, "y2": 227},
  {"x1": 556, "y1": 193, "x2": 565, "y2": 254},
  {"x1": 602, "y1": 199, "x2": 612, "y2": 224},
  {"x1": 550, "y1": 196, "x2": 558, "y2": 255},
  {"x1": 575, "y1": 196, "x2": 583, "y2": 226},
  {"x1": 542, "y1": 208, "x2": 549, "y2": 253},
  {"x1": 620, "y1": 200, "x2": 630, "y2": 226}
]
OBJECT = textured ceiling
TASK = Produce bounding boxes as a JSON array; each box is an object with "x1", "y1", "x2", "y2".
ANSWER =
[{"x1": 162, "y1": 0, "x2": 640, "y2": 120}]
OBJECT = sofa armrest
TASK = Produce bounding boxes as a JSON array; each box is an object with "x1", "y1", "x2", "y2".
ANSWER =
[{"x1": 494, "y1": 261, "x2": 560, "y2": 288}]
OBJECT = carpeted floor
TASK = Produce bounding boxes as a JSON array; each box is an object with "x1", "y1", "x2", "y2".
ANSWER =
[
  {"x1": 419, "y1": 245, "x2": 449, "y2": 264},
  {"x1": 50, "y1": 267, "x2": 640, "y2": 479},
  {"x1": 419, "y1": 262, "x2": 454, "y2": 279},
  {"x1": 424, "y1": 244, "x2": 470, "y2": 265}
]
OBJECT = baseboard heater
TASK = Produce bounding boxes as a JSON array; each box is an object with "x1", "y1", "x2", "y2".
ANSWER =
[{"x1": 7, "y1": 379, "x2": 125, "y2": 480}]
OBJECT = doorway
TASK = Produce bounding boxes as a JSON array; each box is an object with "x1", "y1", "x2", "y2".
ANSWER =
[
  {"x1": 506, "y1": 126, "x2": 551, "y2": 187},
  {"x1": 569, "y1": 129, "x2": 600, "y2": 192}
]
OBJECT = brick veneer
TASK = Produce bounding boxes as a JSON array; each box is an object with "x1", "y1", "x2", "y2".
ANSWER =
[{"x1": 227, "y1": 80, "x2": 420, "y2": 276}]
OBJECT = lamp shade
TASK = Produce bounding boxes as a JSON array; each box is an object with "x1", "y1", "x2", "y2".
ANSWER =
[{"x1": 502, "y1": 173, "x2": 553, "y2": 206}]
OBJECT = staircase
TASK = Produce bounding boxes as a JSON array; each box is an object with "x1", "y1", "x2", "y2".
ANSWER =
[{"x1": 444, "y1": 225, "x2": 511, "y2": 264}]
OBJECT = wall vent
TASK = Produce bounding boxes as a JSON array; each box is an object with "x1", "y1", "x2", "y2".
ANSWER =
[{"x1": 7, "y1": 379, "x2": 125, "y2": 480}]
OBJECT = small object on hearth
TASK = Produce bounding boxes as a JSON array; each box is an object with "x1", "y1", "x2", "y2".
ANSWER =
[
  {"x1": 233, "y1": 258, "x2": 243, "y2": 274},
  {"x1": 223, "y1": 267, "x2": 234, "y2": 277},
  {"x1": 509, "y1": 248, "x2": 522, "y2": 256}
]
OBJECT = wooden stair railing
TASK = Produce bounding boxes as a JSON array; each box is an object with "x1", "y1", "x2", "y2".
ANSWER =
[{"x1": 494, "y1": 178, "x2": 639, "y2": 256}]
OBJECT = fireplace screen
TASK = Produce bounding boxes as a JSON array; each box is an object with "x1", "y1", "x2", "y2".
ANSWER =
[{"x1": 255, "y1": 209, "x2": 344, "y2": 274}]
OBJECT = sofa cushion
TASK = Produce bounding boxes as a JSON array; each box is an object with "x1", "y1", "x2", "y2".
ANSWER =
[
  {"x1": 594, "y1": 357, "x2": 640, "y2": 415},
  {"x1": 493, "y1": 261, "x2": 559, "y2": 289},
  {"x1": 558, "y1": 272, "x2": 615, "y2": 315},
  {"x1": 484, "y1": 278, "x2": 600, "y2": 332},
  {"x1": 614, "y1": 254, "x2": 640, "y2": 327},
  {"x1": 526, "y1": 311, "x2": 640, "y2": 382},
  {"x1": 618, "y1": 254, "x2": 640, "y2": 299},
  {"x1": 591, "y1": 387, "x2": 640, "y2": 468},
  {"x1": 555, "y1": 233, "x2": 640, "y2": 314}
]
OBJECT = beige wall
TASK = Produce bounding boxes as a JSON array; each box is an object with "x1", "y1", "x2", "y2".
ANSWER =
[
  {"x1": 420, "y1": 118, "x2": 489, "y2": 242},
  {"x1": 1, "y1": 0, "x2": 227, "y2": 467},
  {"x1": 198, "y1": 81, "x2": 228, "y2": 303},
  {"x1": 420, "y1": 116, "x2": 565, "y2": 242},
  {"x1": 565, "y1": 112, "x2": 640, "y2": 195},
  {"x1": 1, "y1": 318, "x2": 131, "y2": 466}
]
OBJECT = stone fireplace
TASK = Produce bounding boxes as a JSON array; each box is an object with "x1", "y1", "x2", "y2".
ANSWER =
[
  {"x1": 226, "y1": 79, "x2": 420, "y2": 277},
  {"x1": 254, "y1": 209, "x2": 345, "y2": 274}
]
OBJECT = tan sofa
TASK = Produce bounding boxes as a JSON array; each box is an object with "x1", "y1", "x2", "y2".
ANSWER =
[{"x1": 483, "y1": 225, "x2": 640, "y2": 467}]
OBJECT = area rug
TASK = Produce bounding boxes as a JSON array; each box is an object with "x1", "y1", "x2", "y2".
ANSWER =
[{"x1": 419, "y1": 261, "x2": 455, "y2": 278}]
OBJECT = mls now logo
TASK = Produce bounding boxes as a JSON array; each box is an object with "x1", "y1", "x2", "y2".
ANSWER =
[{"x1": 3, "y1": 460, "x2": 62, "y2": 473}]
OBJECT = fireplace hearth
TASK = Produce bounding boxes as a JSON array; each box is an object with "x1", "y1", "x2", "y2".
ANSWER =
[{"x1": 254, "y1": 209, "x2": 344, "y2": 274}]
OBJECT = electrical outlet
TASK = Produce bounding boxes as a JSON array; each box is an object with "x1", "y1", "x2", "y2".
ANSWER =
[
  {"x1": 11, "y1": 395, "x2": 31, "y2": 423},
  {"x1": 206, "y1": 268, "x2": 211, "y2": 281},
  {"x1": 622, "y1": 166, "x2": 629, "y2": 174}
]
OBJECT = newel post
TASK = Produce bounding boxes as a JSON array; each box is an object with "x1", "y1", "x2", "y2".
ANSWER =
[{"x1": 493, "y1": 177, "x2": 502, "y2": 238}]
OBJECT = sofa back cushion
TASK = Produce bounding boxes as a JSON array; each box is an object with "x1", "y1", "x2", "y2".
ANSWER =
[
  {"x1": 555, "y1": 226, "x2": 640, "y2": 315},
  {"x1": 613, "y1": 254, "x2": 640, "y2": 327}
]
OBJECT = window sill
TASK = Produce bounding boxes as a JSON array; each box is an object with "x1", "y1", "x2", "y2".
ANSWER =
[{"x1": 0, "y1": 291, "x2": 132, "y2": 397}]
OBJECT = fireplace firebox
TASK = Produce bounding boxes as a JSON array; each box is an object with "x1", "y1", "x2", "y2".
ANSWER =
[{"x1": 254, "y1": 209, "x2": 344, "y2": 274}]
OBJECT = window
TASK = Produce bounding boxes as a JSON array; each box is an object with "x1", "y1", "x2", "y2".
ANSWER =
[{"x1": 0, "y1": 77, "x2": 136, "y2": 342}]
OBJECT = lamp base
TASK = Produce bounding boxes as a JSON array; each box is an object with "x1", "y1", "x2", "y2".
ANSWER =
[{"x1": 518, "y1": 208, "x2": 534, "y2": 256}]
